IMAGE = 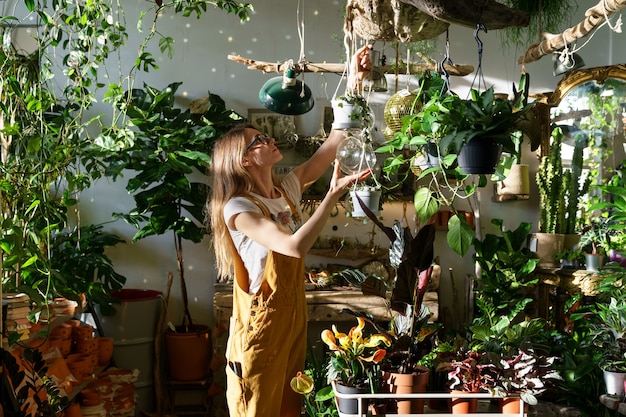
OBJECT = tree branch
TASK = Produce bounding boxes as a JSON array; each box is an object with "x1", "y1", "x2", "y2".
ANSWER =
[{"x1": 518, "y1": 0, "x2": 626, "y2": 65}]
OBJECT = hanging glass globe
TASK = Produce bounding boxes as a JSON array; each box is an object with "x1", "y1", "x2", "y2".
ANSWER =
[{"x1": 336, "y1": 134, "x2": 377, "y2": 175}]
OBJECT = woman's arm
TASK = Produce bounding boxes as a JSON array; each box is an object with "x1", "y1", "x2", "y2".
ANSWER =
[
  {"x1": 233, "y1": 161, "x2": 371, "y2": 258},
  {"x1": 292, "y1": 44, "x2": 372, "y2": 188}
]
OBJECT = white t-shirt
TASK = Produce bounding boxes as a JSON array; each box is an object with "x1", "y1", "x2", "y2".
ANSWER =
[{"x1": 224, "y1": 171, "x2": 303, "y2": 294}]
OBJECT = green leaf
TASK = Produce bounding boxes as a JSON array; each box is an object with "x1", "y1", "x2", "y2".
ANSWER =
[
  {"x1": 413, "y1": 188, "x2": 439, "y2": 223},
  {"x1": 447, "y1": 215, "x2": 474, "y2": 256}
]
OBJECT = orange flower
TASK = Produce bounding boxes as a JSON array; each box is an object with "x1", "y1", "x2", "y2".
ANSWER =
[{"x1": 321, "y1": 317, "x2": 390, "y2": 386}]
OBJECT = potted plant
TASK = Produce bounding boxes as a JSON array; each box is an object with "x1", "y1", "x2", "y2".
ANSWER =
[
  {"x1": 336, "y1": 130, "x2": 383, "y2": 218},
  {"x1": 554, "y1": 248, "x2": 585, "y2": 269},
  {"x1": 439, "y1": 86, "x2": 533, "y2": 175},
  {"x1": 534, "y1": 127, "x2": 591, "y2": 267},
  {"x1": 472, "y1": 219, "x2": 539, "y2": 320},
  {"x1": 99, "y1": 82, "x2": 243, "y2": 381},
  {"x1": 331, "y1": 92, "x2": 374, "y2": 131},
  {"x1": 341, "y1": 222, "x2": 439, "y2": 413},
  {"x1": 583, "y1": 295, "x2": 626, "y2": 395},
  {"x1": 377, "y1": 74, "x2": 534, "y2": 257},
  {"x1": 588, "y1": 183, "x2": 626, "y2": 266},
  {"x1": 437, "y1": 348, "x2": 497, "y2": 414},
  {"x1": 321, "y1": 316, "x2": 390, "y2": 414},
  {"x1": 579, "y1": 216, "x2": 613, "y2": 272},
  {"x1": 496, "y1": 348, "x2": 562, "y2": 410}
]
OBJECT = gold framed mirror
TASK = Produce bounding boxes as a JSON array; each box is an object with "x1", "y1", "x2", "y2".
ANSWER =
[{"x1": 540, "y1": 64, "x2": 626, "y2": 163}]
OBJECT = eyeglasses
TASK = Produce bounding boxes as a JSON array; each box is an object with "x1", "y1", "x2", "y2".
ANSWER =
[{"x1": 245, "y1": 133, "x2": 271, "y2": 153}]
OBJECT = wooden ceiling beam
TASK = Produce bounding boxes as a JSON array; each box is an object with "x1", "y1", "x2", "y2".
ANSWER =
[
  {"x1": 518, "y1": 0, "x2": 626, "y2": 65},
  {"x1": 227, "y1": 55, "x2": 474, "y2": 76}
]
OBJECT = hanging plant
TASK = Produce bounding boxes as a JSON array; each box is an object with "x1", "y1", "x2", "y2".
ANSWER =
[{"x1": 499, "y1": 0, "x2": 579, "y2": 49}]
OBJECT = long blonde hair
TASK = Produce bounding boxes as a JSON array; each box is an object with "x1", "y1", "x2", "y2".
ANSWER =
[{"x1": 208, "y1": 124, "x2": 257, "y2": 279}]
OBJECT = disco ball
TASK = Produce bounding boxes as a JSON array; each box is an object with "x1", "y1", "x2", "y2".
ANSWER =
[{"x1": 383, "y1": 90, "x2": 421, "y2": 141}]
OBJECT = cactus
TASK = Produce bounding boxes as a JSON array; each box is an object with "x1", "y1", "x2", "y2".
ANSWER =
[
  {"x1": 536, "y1": 128, "x2": 566, "y2": 233},
  {"x1": 537, "y1": 127, "x2": 591, "y2": 234},
  {"x1": 564, "y1": 136, "x2": 591, "y2": 234}
]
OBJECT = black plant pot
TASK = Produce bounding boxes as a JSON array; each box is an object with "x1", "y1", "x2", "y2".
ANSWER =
[
  {"x1": 458, "y1": 138, "x2": 503, "y2": 174},
  {"x1": 424, "y1": 141, "x2": 441, "y2": 168},
  {"x1": 334, "y1": 382, "x2": 370, "y2": 415}
]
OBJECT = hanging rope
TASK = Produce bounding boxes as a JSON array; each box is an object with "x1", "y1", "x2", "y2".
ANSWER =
[
  {"x1": 296, "y1": 0, "x2": 308, "y2": 98},
  {"x1": 603, "y1": 0, "x2": 623, "y2": 32}
]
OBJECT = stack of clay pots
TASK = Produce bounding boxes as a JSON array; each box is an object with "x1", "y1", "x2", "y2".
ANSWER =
[
  {"x1": 48, "y1": 320, "x2": 115, "y2": 385},
  {"x1": 98, "y1": 368, "x2": 138, "y2": 417}
]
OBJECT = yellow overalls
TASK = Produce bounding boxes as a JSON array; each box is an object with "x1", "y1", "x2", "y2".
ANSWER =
[{"x1": 225, "y1": 191, "x2": 307, "y2": 417}]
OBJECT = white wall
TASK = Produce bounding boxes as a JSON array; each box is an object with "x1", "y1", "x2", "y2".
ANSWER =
[{"x1": 76, "y1": 0, "x2": 626, "y2": 329}]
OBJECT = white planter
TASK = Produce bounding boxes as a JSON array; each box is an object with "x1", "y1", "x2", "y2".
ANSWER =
[
  {"x1": 331, "y1": 98, "x2": 365, "y2": 130},
  {"x1": 497, "y1": 163, "x2": 530, "y2": 195},
  {"x1": 603, "y1": 370, "x2": 626, "y2": 395},
  {"x1": 349, "y1": 189, "x2": 381, "y2": 218},
  {"x1": 585, "y1": 253, "x2": 605, "y2": 272}
]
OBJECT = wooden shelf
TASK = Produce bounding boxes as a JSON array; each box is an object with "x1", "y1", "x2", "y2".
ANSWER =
[{"x1": 308, "y1": 247, "x2": 388, "y2": 260}]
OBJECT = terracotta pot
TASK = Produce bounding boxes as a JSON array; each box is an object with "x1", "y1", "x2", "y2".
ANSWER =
[
  {"x1": 500, "y1": 397, "x2": 523, "y2": 414},
  {"x1": 450, "y1": 390, "x2": 478, "y2": 414},
  {"x1": 80, "y1": 388, "x2": 101, "y2": 407},
  {"x1": 165, "y1": 325, "x2": 212, "y2": 381},
  {"x1": 96, "y1": 337, "x2": 114, "y2": 366},
  {"x1": 50, "y1": 323, "x2": 73, "y2": 340},
  {"x1": 26, "y1": 338, "x2": 49, "y2": 356},
  {"x1": 64, "y1": 403, "x2": 83, "y2": 417},
  {"x1": 51, "y1": 297, "x2": 78, "y2": 316},
  {"x1": 48, "y1": 336, "x2": 65, "y2": 355},
  {"x1": 46, "y1": 358, "x2": 71, "y2": 383},
  {"x1": 66, "y1": 355, "x2": 90, "y2": 381},
  {"x1": 60, "y1": 338, "x2": 72, "y2": 357},
  {"x1": 369, "y1": 403, "x2": 387, "y2": 415},
  {"x1": 67, "y1": 319, "x2": 82, "y2": 328},
  {"x1": 72, "y1": 324, "x2": 94, "y2": 342},
  {"x1": 385, "y1": 366, "x2": 430, "y2": 414},
  {"x1": 87, "y1": 378, "x2": 113, "y2": 396},
  {"x1": 75, "y1": 337, "x2": 99, "y2": 355}
]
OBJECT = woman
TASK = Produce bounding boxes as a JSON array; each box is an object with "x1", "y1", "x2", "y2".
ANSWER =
[{"x1": 209, "y1": 45, "x2": 373, "y2": 417}]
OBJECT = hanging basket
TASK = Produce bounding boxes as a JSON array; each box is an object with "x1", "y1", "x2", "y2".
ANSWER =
[{"x1": 345, "y1": 0, "x2": 448, "y2": 42}]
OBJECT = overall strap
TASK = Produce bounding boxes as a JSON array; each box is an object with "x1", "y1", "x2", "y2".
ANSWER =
[
  {"x1": 275, "y1": 185, "x2": 301, "y2": 224},
  {"x1": 229, "y1": 188, "x2": 300, "y2": 293}
]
